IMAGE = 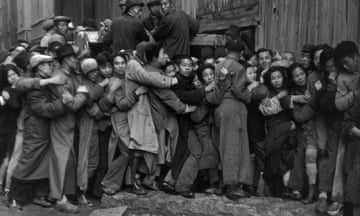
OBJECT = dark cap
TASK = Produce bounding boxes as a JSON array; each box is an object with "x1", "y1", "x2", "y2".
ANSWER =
[
  {"x1": 225, "y1": 40, "x2": 245, "y2": 53},
  {"x1": 147, "y1": 0, "x2": 161, "y2": 8},
  {"x1": 125, "y1": 0, "x2": 144, "y2": 12},
  {"x1": 54, "y1": 16, "x2": 72, "y2": 24},
  {"x1": 225, "y1": 25, "x2": 240, "y2": 39},
  {"x1": 56, "y1": 44, "x2": 76, "y2": 60}
]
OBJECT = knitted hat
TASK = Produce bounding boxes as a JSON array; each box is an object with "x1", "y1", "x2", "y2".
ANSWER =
[{"x1": 81, "y1": 58, "x2": 98, "y2": 75}]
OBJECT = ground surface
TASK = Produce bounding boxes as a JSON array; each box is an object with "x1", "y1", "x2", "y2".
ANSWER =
[{"x1": 0, "y1": 191, "x2": 319, "y2": 216}]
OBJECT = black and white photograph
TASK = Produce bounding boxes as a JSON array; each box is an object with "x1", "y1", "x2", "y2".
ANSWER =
[{"x1": 0, "y1": 0, "x2": 359, "y2": 215}]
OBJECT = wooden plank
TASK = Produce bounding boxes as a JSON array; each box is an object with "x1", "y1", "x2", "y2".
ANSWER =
[
  {"x1": 199, "y1": 16, "x2": 258, "y2": 33},
  {"x1": 190, "y1": 34, "x2": 225, "y2": 46}
]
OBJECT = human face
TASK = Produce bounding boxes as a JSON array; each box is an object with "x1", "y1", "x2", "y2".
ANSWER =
[
  {"x1": 38, "y1": 62, "x2": 53, "y2": 78},
  {"x1": 248, "y1": 55, "x2": 258, "y2": 67},
  {"x1": 342, "y1": 55, "x2": 360, "y2": 73},
  {"x1": 292, "y1": 67, "x2": 307, "y2": 87},
  {"x1": 7, "y1": 70, "x2": 19, "y2": 85},
  {"x1": 57, "y1": 21, "x2": 68, "y2": 35},
  {"x1": 87, "y1": 70, "x2": 99, "y2": 82},
  {"x1": 113, "y1": 56, "x2": 127, "y2": 76},
  {"x1": 179, "y1": 58, "x2": 193, "y2": 77},
  {"x1": 246, "y1": 67, "x2": 257, "y2": 82},
  {"x1": 156, "y1": 48, "x2": 169, "y2": 66},
  {"x1": 99, "y1": 63, "x2": 113, "y2": 78},
  {"x1": 201, "y1": 68, "x2": 215, "y2": 86},
  {"x1": 192, "y1": 75, "x2": 202, "y2": 89},
  {"x1": 161, "y1": 0, "x2": 171, "y2": 15},
  {"x1": 258, "y1": 51, "x2": 272, "y2": 70},
  {"x1": 149, "y1": 5, "x2": 161, "y2": 15},
  {"x1": 64, "y1": 55, "x2": 77, "y2": 70},
  {"x1": 314, "y1": 50, "x2": 323, "y2": 70},
  {"x1": 325, "y1": 59, "x2": 336, "y2": 74},
  {"x1": 301, "y1": 52, "x2": 311, "y2": 69},
  {"x1": 130, "y1": 6, "x2": 143, "y2": 19},
  {"x1": 282, "y1": 53, "x2": 295, "y2": 65},
  {"x1": 165, "y1": 64, "x2": 176, "y2": 77},
  {"x1": 270, "y1": 71, "x2": 284, "y2": 90}
]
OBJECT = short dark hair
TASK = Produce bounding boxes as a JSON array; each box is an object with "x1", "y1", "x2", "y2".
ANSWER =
[
  {"x1": 334, "y1": 41, "x2": 359, "y2": 65},
  {"x1": 320, "y1": 47, "x2": 335, "y2": 67},
  {"x1": 196, "y1": 64, "x2": 215, "y2": 83},
  {"x1": 263, "y1": 66, "x2": 288, "y2": 91},
  {"x1": 144, "y1": 43, "x2": 163, "y2": 63},
  {"x1": 96, "y1": 51, "x2": 112, "y2": 67},
  {"x1": 112, "y1": 51, "x2": 129, "y2": 65},
  {"x1": 256, "y1": 48, "x2": 273, "y2": 58},
  {"x1": 288, "y1": 63, "x2": 307, "y2": 88},
  {"x1": 174, "y1": 55, "x2": 192, "y2": 65}
]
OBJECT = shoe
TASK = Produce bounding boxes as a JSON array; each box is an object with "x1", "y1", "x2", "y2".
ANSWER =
[
  {"x1": 102, "y1": 186, "x2": 117, "y2": 196},
  {"x1": 179, "y1": 190, "x2": 195, "y2": 198},
  {"x1": 142, "y1": 180, "x2": 160, "y2": 191},
  {"x1": 78, "y1": 194, "x2": 94, "y2": 207},
  {"x1": 214, "y1": 187, "x2": 224, "y2": 196},
  {"x1": 33, "y1": 197, "x2": 52, "y2": 208},
  {"x1": 205, "y1": 186, "x2": 217, "y2": 195},
  {"x1": 315, "y1": 198, "x2": 328, "y2": 215},
  {"x1": 288, "y1": 191, "x2": 302, "y2": 201},
  {"x1": 302, "y1": 184, "x2": 316, "y2": 204},
  {"x1": 131, "y1": 183, "x2": 147, "y2": 195},
  {"x1": 225, "y1": 185, "x2": 250, "y2": 200},
  {"x1": 8, "y1": 199, "x2": 23, "y2": 211},
  {"x1": 160, "y1": 182, "x2": 177, "y2": 195},
  {"x1": 55, "y1": 200, "x2": 79, "y2": 214},
  {"x1": 327, "y1": 202, "x2": 343, "y2": 216}
]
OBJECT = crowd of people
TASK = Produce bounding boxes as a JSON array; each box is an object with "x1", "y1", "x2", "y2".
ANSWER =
[{"x1": 0, "y1": 0, "x2": 360, "y2": 215}]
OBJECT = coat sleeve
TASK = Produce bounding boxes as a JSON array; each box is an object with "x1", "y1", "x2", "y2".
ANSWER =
[
  {"x1": 152, "y1": 16, "x2": 173, "y2": 40},
  {"x1": 115, "y1": 88, "x2": 137, "y2": 112},
  {"x1": 231, "y1": 70, "x2": 251, "y2": 104},
  {"x1": 126, "y1": 60, "x2": 173, "y2": 88},
  {"x1": 190, "y1": 104, "x2": 208, "y2": 123},
  {"x1": 343, "y1": 93, "x2": 360, "y2": 136},
  {"x1": 15, "y1": 77, "x2": 41, "y2": 93},
  {"x1": 63, "y1": 93, "x2": 88, "y2": 111},
  {"x1": 335, "y1": 77, "x2": 358, "y2": 111},
  {"x1": 205, "y1": 78, "x2": 230, "y2": 105},
  {"x1": 6, "y1": 88, "x2": 21, "y2": 109},
  {"x1": 151, "y1": 88, "x2": 186, "y2": 114},
  {"x1": 172, "y1": 86, "x2": 205, "y2": 105},
  {"x1": 28, "y1": 89, "x2": 66, "y2": 119},
  {"x1": 251, "y1": 84, "x2": 269, "y2": 101}
]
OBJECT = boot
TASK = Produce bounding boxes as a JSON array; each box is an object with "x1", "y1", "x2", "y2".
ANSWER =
[{"x1": 302, "y1": 184, "x2": 316, "y2": 204}]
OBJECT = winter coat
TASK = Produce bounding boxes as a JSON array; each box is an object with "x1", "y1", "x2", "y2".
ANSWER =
[
  {"x1": 152, "y1": 9, "x2": 199, "y2": 58},
  {"x1": 13, "y1": 85, "x2": 66, "y2": 181},
  {"x1": 104, "y1": 15, "x2": 149, "y2": 52},
  {"x1": 335, "y1": 70, "x2": 360, "y2": 111}
]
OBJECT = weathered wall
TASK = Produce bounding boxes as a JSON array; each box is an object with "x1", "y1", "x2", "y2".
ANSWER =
[{"x1": 256, "y1": 0, "x2": 360, "y2": 55}]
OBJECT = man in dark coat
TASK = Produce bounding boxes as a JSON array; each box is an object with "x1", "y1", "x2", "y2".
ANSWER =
[
  {"x1": 103, "y1": 0, "x2": 149, "y2": 52},
  {"x1": 152, "y1": 0, "x2": 199, "y2": 58},
  {"x1": 214, "y1": 40, "x2": 252, "y2": 200}
]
